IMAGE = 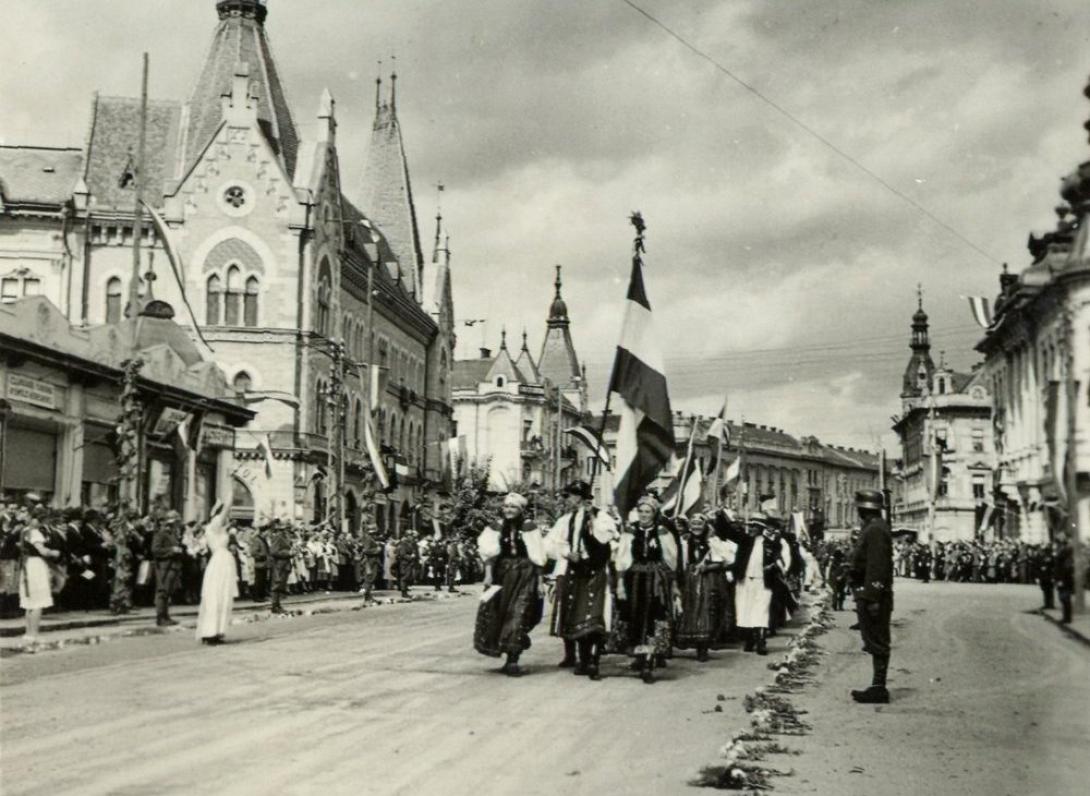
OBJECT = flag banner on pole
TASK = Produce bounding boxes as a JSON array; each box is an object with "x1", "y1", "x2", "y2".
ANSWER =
[
  {"x1": 705, "y1": 399, "x2": 729, "y2": 448},
  {"x1": 723, "y1": 456, "x2": 741, "y2": 485},
  {"x1": 354, "y1": 363, "x2": 391, "y2": 491},
  {"x1": 608, "y1": 231, "x2": 675, "y2": 517},
  {"x1": 176, "y1": 414, "x2": 191, "y2": 451},
  {"x1": 1044, "y1": 380, "x2": 1067, "y2": 500},
  {"x1": 977, "y1": 504, "x2": 995, "y2": 535},
  {"x1": 660, "y1": 456, "x2": 703, "y2": 517},
  {"x1": 259, "y1": 433, "x2": 275, "y2": 479},
  {"x1": 140, "y1": 200, "x2": 215, "y2": 356},
  {"x1": 564, "y1": 427, "x2": 611, "y2": 470},
  {"x1": 964, "y1": 296, "x2": 994, "y2": 329}
]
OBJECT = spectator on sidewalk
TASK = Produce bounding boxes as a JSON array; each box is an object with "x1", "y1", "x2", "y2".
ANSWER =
[
  {"x1": 249, "y1": 524, "x2": 270, "y2": 601},
  {"x1": 19, "y1": 509, "x2": 62, "y2": 650}
]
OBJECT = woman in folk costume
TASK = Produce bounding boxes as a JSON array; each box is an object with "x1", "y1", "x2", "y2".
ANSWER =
[
  {"x1": 675, "y1": 513, "x2": 737, "y2": 662},
  {"x1": 545, "y1": 480, "x2": 618, "y2": 681},
  {"x1": 18, "y1": 509, "x2": 61, "y2": 650},
  {"x1": 614, "y1": 496, "x2": 679, "y2": 683},
  {"x1": 713, "y1": 508, "x2": 791, "y2": 656},
  {"x1": 196, "y1": 498, "x2": 239, "y2": 645},
  {"x1": 473, "y1": 493, "x2": 546, "y2": 676}
]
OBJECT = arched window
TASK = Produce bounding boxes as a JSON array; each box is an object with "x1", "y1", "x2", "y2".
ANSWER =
[
  {"x1": 205, "y1": 274, "x2": 222, "y2": 325},
  {"x1": 244, "y1": 276, "x2": 259, "y2": 327},
  {"x1": 232, "y1": 371, "x2": 253, "y2": 394},
  {"x1": 316, "y1": 258, "x2": 332, "y2": 336},
  {"x1": 105, "y1": 277, "x2": 123, "y2": 324},
  {"x1": 225, "y1": 265, "x2": 242, "y2": 326},
  {"x1": 316, "y1": 380, "x2": 327, "y2": 434},
  {"x1": 439, "y1": 350, "x2": 448, "y2": 388},
  {"x1": 354, "y1": 398, "x2": 363, "y2": 447}
]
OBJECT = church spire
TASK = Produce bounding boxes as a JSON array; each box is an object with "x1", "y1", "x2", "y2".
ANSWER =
[
  {"x1": 539, "y1": 266, "x2": 584, "y2": 410},
  {"x1": 548, "y1": 264, "x2": 569, "y2": 326},
  {"x1": 902, "y1": 285, "x2": 936, "y2": 400}
]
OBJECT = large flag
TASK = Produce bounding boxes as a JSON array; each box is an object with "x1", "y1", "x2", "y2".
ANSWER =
[
  {"x1": 608, "y1": 215, "x2": 675, "y2": 516},
  {"x1": 564, "y1": 426, "x2": 611, "y2": 470},
  {"x1": 965, "y1": 295, "x2": 994, "y2": 329},
  {"x1": 1044, "y1": 380, "x2": 1067, "y2": 500}
]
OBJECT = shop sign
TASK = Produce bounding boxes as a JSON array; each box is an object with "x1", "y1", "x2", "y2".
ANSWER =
[
  {"x1": 152, "y1": 407, "x2": 190, "y2": 438},
  {"x1": 200, "y1": 423, "x2": 236, "y2": 450},
  {"x1": 5, "y1": 373, "x2": 57, "y2": 411}
]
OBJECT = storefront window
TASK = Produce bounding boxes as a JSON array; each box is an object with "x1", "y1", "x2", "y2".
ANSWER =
[{"x1": 1, "y1": 425, "x2": 57, "y2": 500}]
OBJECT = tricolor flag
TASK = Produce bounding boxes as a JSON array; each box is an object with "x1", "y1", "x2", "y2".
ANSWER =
[
  {"x1": 608, "y1": 212, "x2": 675, "y2": 517},
  {"x1": 564, "y1": 426, "x2": 611, "y2": 470},
  {"x1": 723, "y1": 456, "x2": 741, "y2": 486},
  {"x1": 356, "y1": 364, "x2": 391, "y2": 491},
  {"x1": 140, "y1": 200, "x2": 215, "y2": 357},
  {"x1": 661, "y1": 456, "x2": 704, "y2": 518},
  {"x1": 965, "y1": 296, "x2": 994, "y2": 329},
  {"x1": 258, "y1": 433, "x2": 275, "y2": 479},
  {"x1": 705, "y1": 399, "x2": 729, "y2": 447}
]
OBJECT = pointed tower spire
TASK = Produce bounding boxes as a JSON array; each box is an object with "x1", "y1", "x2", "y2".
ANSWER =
[
  {"x1": 433, "y1": 182, "x2": 445, "y2": 264},
  {"x1": 390, "y1": 54, "x2": 397, "y2": 110},
  {"x1": 902, "y1": 285, "x2": 935, "y2": 400},
  {"x1": 500, "y1": 327, "x2": 508, "y2": 351},
  {"x1": 539, "y1": 265, "x2": 585, "y2": 411},
  {"x1": 375, "y1": 59, "x2": 383, "y2": 112}
]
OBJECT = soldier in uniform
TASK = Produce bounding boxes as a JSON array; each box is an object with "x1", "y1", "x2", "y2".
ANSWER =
[
  {"x1": 1054, "y1": 536, "x2": 1076, "y2": 625},
  {"x1": 357, "y1": 521, "x2": 383, "y2": 602},
  {"x1": 1036, "y1": 543, "x2": 1056, "y2": 610},
  {"x1": 396, "y1": 532, "x2": 418, "y2": 598},
  {"x1": 150, "y1": 511, "x2": 185, "y2": 626},
  {"x1": 267, "y1": 520, "x2": 293, "y2": 614},
  {"x1": 849, "y1": 489, "x2": 894, "y2": 704}
]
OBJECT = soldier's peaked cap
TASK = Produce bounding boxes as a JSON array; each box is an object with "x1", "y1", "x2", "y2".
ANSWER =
[
  {"x1": 854, "y1": 490, "x2": 884, "y2": 511},
  {"x1": 564, "y1": 480, "x2": 593, "y2": 499}
]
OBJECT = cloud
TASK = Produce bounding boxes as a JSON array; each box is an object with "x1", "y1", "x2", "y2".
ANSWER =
[{"x1": 2, "y1": 0, "x2": 1088, "y2": 456}]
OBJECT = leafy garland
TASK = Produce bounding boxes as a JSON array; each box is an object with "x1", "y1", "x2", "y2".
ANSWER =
[{"x1": 109, "y1": 358, "x2": 143, "y2": 615}]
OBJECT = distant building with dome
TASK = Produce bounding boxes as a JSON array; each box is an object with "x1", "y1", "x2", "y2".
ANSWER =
[{"x1": 891, "y1": 290, "x2": 995, "y2": 543}]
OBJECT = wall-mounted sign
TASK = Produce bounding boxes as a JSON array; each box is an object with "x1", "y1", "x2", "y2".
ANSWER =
[
  {"x1": 200, "y1": 423, "x2": 236, "y2": 450},
  {"x1": 152, "y1": 407, "x2": 190, "y2": 438},
  {"x1": 5, "y1": 373, "x2": 57, "y2": 411}
]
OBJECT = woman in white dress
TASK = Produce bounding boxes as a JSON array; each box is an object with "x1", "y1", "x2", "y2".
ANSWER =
[
  {"x1": 196, "y1": 502, "x2": 239, "y2": 645},
  {"x1": 20, "y1": 513, "x2": 60, "y2": 650}
]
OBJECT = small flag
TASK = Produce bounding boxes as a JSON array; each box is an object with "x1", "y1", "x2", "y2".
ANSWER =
[
  {"x1": 258, "y1": 433, "x2": 275, "y2": 479},
  {"x1": 723, "y1": 456, "x2": 741, "y2": 485},
  {"x1": 661, "y1": 454, "x2": 704, "y2": 517},
  {"x1": 564, "y1": 426, "x2": 611, "y2": 470},
  {"x1": 965, "y1": 296, "x2": 993, "y2": 329},
  {"x1": 176, "y1": 414, "x2": 192, "y2": 450},
  {"x1": 705, "y1": 399, "x2": 729, "y2": 447}
]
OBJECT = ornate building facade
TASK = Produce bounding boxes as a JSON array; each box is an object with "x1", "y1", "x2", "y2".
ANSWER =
[
  {"x1": 451, "y1": 269, "x2": 585, "y2": 491},
  {"x1": 0, "y1": 0, "x2": 455, "y2": 531},
  {"x1": 892, "y1": 294, "x2": 995, "y2": 543},
  {"x1": 975, "y1": 77, "x2": 1090, "y2": 546}
]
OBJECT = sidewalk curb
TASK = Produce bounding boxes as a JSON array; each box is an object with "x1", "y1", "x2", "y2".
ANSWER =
[
  {"x1": 1, "y1": 590, "x2": 469, "y2": 658},
  {"x1": 1038, "y1": 608, "x2": 1090, "y2": 648}
]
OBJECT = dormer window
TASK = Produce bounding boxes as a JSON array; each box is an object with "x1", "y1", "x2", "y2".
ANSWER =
[{"x1": 495, "y1": 376, "x2": 506, "y2": 388}]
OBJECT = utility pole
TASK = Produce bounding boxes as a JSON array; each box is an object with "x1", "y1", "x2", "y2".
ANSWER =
[{"x1": 128, "y1": 53, "x2": 149, "y2": 333}]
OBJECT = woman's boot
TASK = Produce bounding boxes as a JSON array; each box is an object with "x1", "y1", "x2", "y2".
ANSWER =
[{"x1": 755, "y1": 628, "x2": 768, "y2": 656}]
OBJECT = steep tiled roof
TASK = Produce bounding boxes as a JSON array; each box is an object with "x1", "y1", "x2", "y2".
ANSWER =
[
  {"x1": 183, "y1": 6, "x2": 299, "y2": 180},
  {"x1": 452, "y1": 358, "x2": 492, "y2": 390},
  {"x1": 538, "y1": 267, "x2": 581, "y2": 388},
  {"x1": 84, "y1": 96, "x2": 182, "y2": 211},
  {"x1": 358, "y1": 98, "x2": 425, "y2": 300},
  {"x1": 0, "y1": 146, "x2": 83, "y2": 208}
]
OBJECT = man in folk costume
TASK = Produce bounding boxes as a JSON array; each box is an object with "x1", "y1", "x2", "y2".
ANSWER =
[
  {"x1": 713, "y1": 505, "x2": 791, "y2": 656},
  {"x1": 545, "y1": 480, "x2": 618, "y2": 681},
  {"x1": 850, "y1": 489, "x2": 894, "y2": 704},
  {"x1": 473, "y1": 493, "x2": 546, "y2": 677},
  {"x1": 675, "y1": 512, "x2": 737, "y2": 662}
]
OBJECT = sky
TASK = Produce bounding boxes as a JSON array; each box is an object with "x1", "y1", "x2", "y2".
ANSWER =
[{"x1": 2, "y1": 0, "x2": 1088, "y2": 453}]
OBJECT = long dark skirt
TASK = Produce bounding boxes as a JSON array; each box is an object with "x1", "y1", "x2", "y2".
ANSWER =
[
  {"x1": 552, "y1": 567, "x2": 609, "y2": 640},
  {"x1": 675, "y1": 570, "x2": 729, "y2": 649},
  {"x1": 474, "y1": 558, "x2": 541, "y2": 658},
  {"x1": 617, "y1": 562, "x2": 674, "y2": 656}
]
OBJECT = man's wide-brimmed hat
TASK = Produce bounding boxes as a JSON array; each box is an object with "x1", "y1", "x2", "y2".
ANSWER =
[
  {"x1": 564, "y1": 480, "x2": 593, "y2": 500},
  {"x1": 855, "y1": 489, "x2": 884, "y2": 512}
]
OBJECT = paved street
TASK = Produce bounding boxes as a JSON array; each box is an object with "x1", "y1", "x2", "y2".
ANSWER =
[
  {"x1": 0, "y1": 591, "x2": 804, "y2": 796},
  {"x1": 1, "y1": 581, "x2": 1086, "y2": 796},
  {"x1": 782, "y1": 580, "x2": 1090, "y2": 796}
]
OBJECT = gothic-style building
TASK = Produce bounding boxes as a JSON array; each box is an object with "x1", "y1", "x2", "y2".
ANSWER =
[
  {"x1": 0, "y1": 0, "x2": 456, "y2": 532},
  {"x1": 892, "y1": 292, "x2": 994, "y2": 543},
  {"x1": 451, "y1": 269, "x2": 585, "y2": 491}
]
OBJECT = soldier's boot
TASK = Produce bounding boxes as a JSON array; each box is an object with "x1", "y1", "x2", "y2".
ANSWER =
[
  {"x1": 852, "y1": 654, "x2": 891, "y2": 703},
  {"x1": 503, "y1": 651, "x2": 523, "y2": 677},
  {"x1": 558, "y1": 639, "x2": 576, "y2": 668},
  {"x1": 755, "y1": 628, "x2": 768, "y2": 656},
  {"x1": 640, "y1": 654, "x2": 655, "y2": 684},
  {"x1": 574, "y1": 639, "x2": 592, "y2": 676},
  {"x1": 696, "y1": 644, "x2": 709, "y2": 663},
  {"x1": 743, "y1": 630, "x2": 756, "y2": 652}
]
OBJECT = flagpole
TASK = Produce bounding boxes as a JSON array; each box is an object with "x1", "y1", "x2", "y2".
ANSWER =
[
  {"x1": 713, "y1": 431, "x2": 724, "y2": 510},
  {"x1": 674, "y1": 416, "x2": 696, "y2": 522},
  {"x1": 740, "y1": 416, "x2": 749, "y2": 524},
  {"x1": 128, "y1": 52, "x2": 149, "y2": 337}
]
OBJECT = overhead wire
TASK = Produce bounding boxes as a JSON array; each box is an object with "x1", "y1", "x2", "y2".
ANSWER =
[{"x1": 619, "y1": 0, "x2": 1003, "y2": 267}]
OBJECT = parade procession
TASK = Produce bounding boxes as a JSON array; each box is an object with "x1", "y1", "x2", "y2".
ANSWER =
[{"x1": 1, "y1": 1, "x2": 1089, "y2": 795}]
